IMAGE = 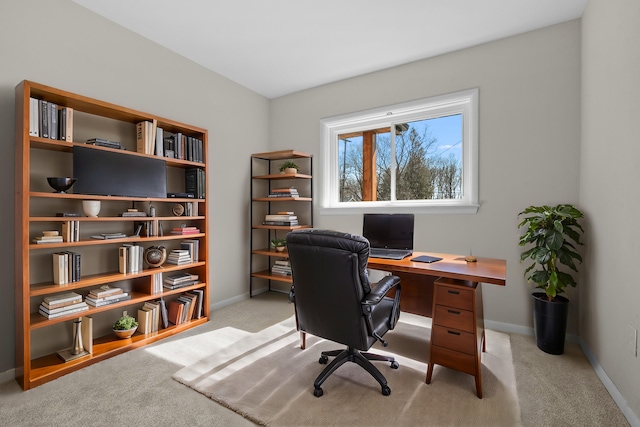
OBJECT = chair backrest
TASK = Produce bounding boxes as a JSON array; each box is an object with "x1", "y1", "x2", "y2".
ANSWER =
[{"x1": 286, "y1": 229, "x2": 375, "y2": 350}]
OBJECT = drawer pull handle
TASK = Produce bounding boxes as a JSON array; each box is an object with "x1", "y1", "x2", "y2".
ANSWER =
[
  {"x1": 447, "y1": 290, "x2": 460, "y2": 295},
  {"x1": 447, "y1": 309, "x2": 461, "y2": 315},
  {"x1": 447, "y1": 330, "x2": 461, "y2": 336}
]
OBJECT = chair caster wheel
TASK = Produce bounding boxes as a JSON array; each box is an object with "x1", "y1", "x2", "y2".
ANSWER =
[
  {"x1": 381, "y1": 385, "x2": 391, "y2": 396},
  {"x1": 390, "y1": 361, "x2": 399, "y2": 369},
  {"x1": 319, "y1": 355, "x2": 328, "y2": 364},
  {"x1": 314, "y1": 387, "x2": 323, "y2": 397}
]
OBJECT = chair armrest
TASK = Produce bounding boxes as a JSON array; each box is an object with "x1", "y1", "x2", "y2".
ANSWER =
[{"x1": 363, "y1": 275, "x2": 400, "y2": 306}]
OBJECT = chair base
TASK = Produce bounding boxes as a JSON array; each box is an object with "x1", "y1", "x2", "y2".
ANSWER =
[{"x1": 312, "y1": 347, "x2": 399, "y2": 397}]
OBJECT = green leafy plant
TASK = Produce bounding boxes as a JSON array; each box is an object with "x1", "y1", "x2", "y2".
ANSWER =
[
  {"x1": 518, "y1": 204, "x2": 585, "y2": 301},
  {"x1": 113, "y1": 314, "x2": 138, "y2": 330},
  {"x1": 279, "y1": 160, "x2": 299, "y2": 172},
  {"x1": 271, "y1": 238, "x2": 287, "y2": 248}
]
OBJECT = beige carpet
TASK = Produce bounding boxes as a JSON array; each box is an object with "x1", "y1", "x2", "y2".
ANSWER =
[{"x1": 173, "y1": 313, "x2": 521, "y2": 426}]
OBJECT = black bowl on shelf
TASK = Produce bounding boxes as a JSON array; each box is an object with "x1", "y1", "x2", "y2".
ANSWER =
[{"x1": 47, "y1": 177, "x2": 77, "y2": 193}]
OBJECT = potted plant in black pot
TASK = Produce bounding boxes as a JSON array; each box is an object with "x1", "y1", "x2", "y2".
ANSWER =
[{"x1": 518, "y1": 204, "x2": 584, "y2": 355}]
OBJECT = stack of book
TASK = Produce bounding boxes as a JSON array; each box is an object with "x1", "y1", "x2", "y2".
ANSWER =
[
  {"x1": 91, "y1": 232, "x2": 128, "y2": 240},
  {"x1": 39, "y1": 292, "x2": 88, "y2": 319},
  {"x1": 85, "y1": 286, "x2": 131, "y2": 307},
  {"x1": 171, "y1": 226, "x2": 200, "y2": 235},
  {"x1": 166, "y1": 249, "x2": 192, "y2": 265},
  {"x1": 180, "y1": 239, "x2": 200, "y2": 262},
  {"x1": 263, "y1": 213, "x2": 299, "y2": 226},
  {"x1": 168, "y1": 290, "x2": 204, "y2": 325},
  {"x1": 33, "y1": 230, "x2": 63, "y2": 244},
  {"x1": 271, "y1": 260, "x2": 292, "y2": 276},
  {"x1": 163, "y1": 272, "x2": 199, "y2": 290},
  {"x1": 52, "y1": 251, "x2": 81, "y2": 284},
  {"x1": 119, "y1": 209, "x2": 147, "y2": 217},
  {"x1": 118, "y1": 244, "x2": 144, "y2": 273},
  {"x1": 268, "y1": 187, "x2": 299, "y2": 198}
]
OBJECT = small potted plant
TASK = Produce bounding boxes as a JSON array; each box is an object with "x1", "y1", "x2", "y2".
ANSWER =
[
  {"x1": 271, "y1": 238, "x2": 287, "y2": 252},
  {"x1": 113, "y1": 314, "x2": 138, "y2": 339},
  {"x1": 279, "y1": 160, "x2": 299, "y2": 175},
  {"x1": 518, "y1": 204, "x2": 584, "y2": 354}
]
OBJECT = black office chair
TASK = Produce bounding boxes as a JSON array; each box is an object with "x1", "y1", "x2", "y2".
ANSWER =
[{"x1": 286, "y1": 229, "x2": 401, "y2": 397}]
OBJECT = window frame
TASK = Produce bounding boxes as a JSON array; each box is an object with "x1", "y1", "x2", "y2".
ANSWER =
[{"x1": 320, "y1": 88, "x2": 479, "y2": 215}]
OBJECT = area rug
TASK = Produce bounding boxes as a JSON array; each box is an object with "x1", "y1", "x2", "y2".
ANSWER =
[{"x1": 173, "y1": 314, "x2": 522, "y2": 426}]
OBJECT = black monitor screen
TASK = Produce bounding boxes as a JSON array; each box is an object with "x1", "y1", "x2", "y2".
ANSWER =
[
  {"x1": 73, "y1": 146, "x2": 167, "y2": 198},
  {"x1": 362, "y1": 213, "x2": 414, "y2": 250}
]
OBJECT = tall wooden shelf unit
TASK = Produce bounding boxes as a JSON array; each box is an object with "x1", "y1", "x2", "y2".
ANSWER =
[
  {"x1": 14, "y1": 80, "x2": 209, "y2": 390},
  {"x1": 250, "y1": 150, "x2": 313, "y2": 297}
]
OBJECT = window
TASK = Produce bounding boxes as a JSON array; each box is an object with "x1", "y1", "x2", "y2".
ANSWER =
[{"x1": 320, "y1": 89, "x2": 478, "y2": 214}]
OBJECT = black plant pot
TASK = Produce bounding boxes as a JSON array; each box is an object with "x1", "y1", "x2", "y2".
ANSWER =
[{"x1": 532, "y1": 292, "x2": 569, "y2": 355}]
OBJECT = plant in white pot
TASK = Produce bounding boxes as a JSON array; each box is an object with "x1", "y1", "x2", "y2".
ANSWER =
[
  {"x1": 518, "y1": 204, "x2": 584, "y2": 354},
  {"x1": 279, "y1": 160, "x2": 299, "y2": 175}
]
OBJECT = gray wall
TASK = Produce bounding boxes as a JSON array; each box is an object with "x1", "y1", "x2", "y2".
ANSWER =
[
  {"x1": 0, "y1": 0, "x2": 269, "y2": 374},
  {"x1": 581, "y1": 0, "x2": 640, "y2": 419},
  {"x1": 268, "y1": 21, "x2": 582, "y2": 332}
]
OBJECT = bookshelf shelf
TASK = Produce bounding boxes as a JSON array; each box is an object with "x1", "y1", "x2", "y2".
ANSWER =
[
  {"x1": 250, "y1": 150, "x2": 312, "y2": 296},
  {"x1": 15, "y1": 80, "x2": 210, "y2": 390}
]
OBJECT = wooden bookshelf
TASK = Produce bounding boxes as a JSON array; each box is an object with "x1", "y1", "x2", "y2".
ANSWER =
[{"x1": 14, "y1": 80, "x2": 209, "y2": 390}]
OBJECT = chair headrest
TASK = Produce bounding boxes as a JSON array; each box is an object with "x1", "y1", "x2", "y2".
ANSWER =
[{"x1": 286, "y1": 229, "x2": 371, "y2": 293}]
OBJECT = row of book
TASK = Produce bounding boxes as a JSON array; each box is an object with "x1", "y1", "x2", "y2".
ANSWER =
[
  {"x1": 271, "y1": 260, "x2": 292, "y2": 276},
  {"x1": 185, "y1": 167, "x2": 206, "y2": 199},
  {"x1": 168, "y1": 290, "x2": 205, "y2": 325},
  {"x1": 136, "y1": 121, "x2": 205, "y2": 164},
  {"x1": 52, "y1": 251, "x2": 81, "y2": 285},
  {"x1": 29, "y1": 98, "x2": 73, "y2": 142},
  {"x1": 119, "y1": 244, "x2": 144, "y2": 274},
  {"x1": 268, "y1": 187, "x2": 300, "y2": 198},
  {"x1": 263, "y1": 212, "x2": 299, "y2": 226},
  {"x1": 166, "y1": 132, "x2": 205, "y2": 163},
  {"x1": 39, "y1": 292, "x2": 88, "y2": 319}
]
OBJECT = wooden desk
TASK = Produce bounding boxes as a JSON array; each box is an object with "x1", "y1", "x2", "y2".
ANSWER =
[{"x1": 368, "y1": 252, "x2": 506, "y2": 398}]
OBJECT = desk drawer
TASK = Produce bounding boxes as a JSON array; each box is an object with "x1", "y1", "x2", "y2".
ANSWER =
[
  {"x1": 432, "y1": 325, "x2": 475, "y2": 355},
  {"x1": 433, "y1": 305, "x2": 474, "y2": 333},
  {"x1": 435, "y1": 285, "x2": 473, "y2": 310}
]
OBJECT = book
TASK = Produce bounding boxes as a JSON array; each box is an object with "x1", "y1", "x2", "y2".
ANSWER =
[
  {"x1": 168, "y1": 300, "x2": 185, "y2": 325},
  {"x1": 43, "y1": 291, "x2": 82, "y2": 305},
  {"x1": 157, "y1": 298, "x2": 169, "y2": 329},
  {"x1": 39, "y1": 99, "x2": 49, "y2": 138},
  {"x1": 85, "y1": 294, "x2": 131, "y2": 307},
  {"x1": 39, "y1": 300, "x2": 87, "y2": 315},
  {"x1": 181, "y1": 239, "x2": 200, "y2": 262},
  {"x1": 29, "y1": 97, "x2": 39, "y2": 137},
  {"x1": 42, "y1": 297, "x2": 83, "y2": 310},
  {"x1": 52, "y1": 253, "x2": 67, "y2": 285},
  {"x1": 138, "y1": 308, "x2": 153, "y2": 334},
  {"x1": 81, "y1": 316, "x2": 93, "y2": 354},
  {"x1": 88, "y1": 285, "x2": 123, "y2": 299},
  {"x1": 49, "y1": 101, "x2": 58, "y2": 140},
  {"x1": 39, "y1": 304, "x2": 89, "y2": 319},
  {"x1": 265, "y1": 214, "x2": 298, "y2": 221}
]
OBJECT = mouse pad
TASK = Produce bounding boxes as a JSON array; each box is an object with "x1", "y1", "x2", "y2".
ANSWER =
[{"x1": 410, "y1": 255, "x2": 443, "y2": 263}]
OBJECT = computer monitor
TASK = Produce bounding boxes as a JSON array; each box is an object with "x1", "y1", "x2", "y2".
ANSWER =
[{"x1": 362, "y1": 213, "x2": 414, "y2": 250}]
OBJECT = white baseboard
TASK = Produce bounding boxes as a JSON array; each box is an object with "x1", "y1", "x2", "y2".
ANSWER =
[{"x1": 579, "y1": 338, "x2": 640, "y2": 427}]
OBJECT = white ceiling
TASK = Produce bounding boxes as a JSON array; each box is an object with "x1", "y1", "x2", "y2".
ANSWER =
[{"x1": 73, "y1": 0, "x2": 588, "y2": 99}]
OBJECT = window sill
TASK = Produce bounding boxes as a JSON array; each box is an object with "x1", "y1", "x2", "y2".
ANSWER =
[{"x1": 319, "y1": 204, "x2": 479, "y2": 215}]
